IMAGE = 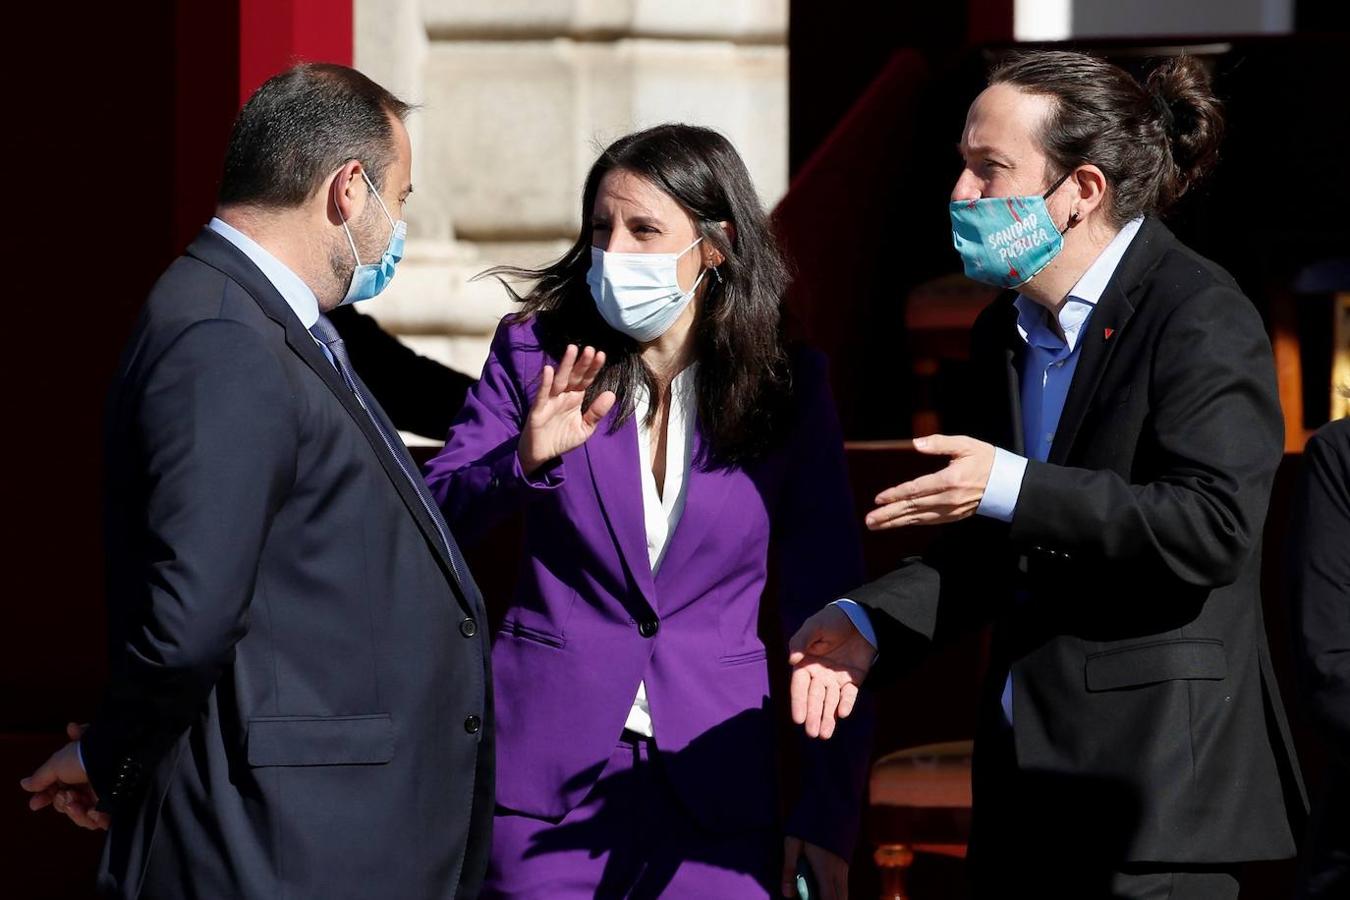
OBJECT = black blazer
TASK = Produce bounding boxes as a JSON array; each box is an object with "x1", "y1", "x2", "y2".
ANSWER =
[
  {"x1": 328, "y1": 305, "x2": 475, "y2": 441},
  {"x1": 80, "y1": 229, "x2": 494, "y2": 899},
  {"x1": 1289, "y1": 417, "x2": 1350, "y2": 899},
  {"x1": 854, "y1": 218, "x2": 1305, "y2": 867}
]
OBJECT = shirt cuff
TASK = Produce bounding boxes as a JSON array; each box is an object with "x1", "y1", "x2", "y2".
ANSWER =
[
  {"x1": 831, "y1": 599, "x2": 878, "y2": 650},
  {"x1": 76, "y1": 740, "x2": 87, "y2": 775},
  {"x1": 975, "y1": 447, "x2": 1028, "y2": 522}
]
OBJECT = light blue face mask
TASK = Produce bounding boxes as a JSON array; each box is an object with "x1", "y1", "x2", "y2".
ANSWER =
[
  {"x1": 586, "y1": 237, "x2": 707, "y2": 342},
  {"x1": 949, "y1": 172, "x2": 1072, "y2": 289},
  {"x1": 338, "y1": 169, "x2": 406, "y2": 306}
]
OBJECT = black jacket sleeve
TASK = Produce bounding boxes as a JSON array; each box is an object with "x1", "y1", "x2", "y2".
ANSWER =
[{"x1": 81, "y1": 320, "x2": 298, "y2": 807}]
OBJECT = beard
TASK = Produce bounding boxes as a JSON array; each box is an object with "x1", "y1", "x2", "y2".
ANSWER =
[{"x1": 328, "y1": 201, "x2": 388, "y2": 298}]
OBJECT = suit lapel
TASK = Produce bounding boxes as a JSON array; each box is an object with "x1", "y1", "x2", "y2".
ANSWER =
[
  {"x1": 584, "y1": 411, "x2": 658, "y2": 610},
  {"x1": 653, "y1": 428, "x2": 734, "y2": 590},
  {"x1": 995, "y1": 299, "x2": 1028, "y2": 456},
  {"x1": 1047, "y1": 218, "x2": 1170, "y2": 466},
  {"x1": 184, "y1": 229, "x2": 469, "y2": 599}
]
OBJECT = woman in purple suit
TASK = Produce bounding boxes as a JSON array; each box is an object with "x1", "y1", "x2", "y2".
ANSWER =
[{"x1": 425, "y1": 124, "x2": 871, "y2": 899}]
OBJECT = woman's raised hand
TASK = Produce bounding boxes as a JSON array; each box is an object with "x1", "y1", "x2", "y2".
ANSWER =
[{"x1": 518, "y1": 345, "x2": 617, "y2": 475}]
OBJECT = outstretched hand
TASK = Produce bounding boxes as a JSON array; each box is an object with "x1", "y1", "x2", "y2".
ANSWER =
[
  {"x1": 518, "y1": 344, "x2": 616, "y2": 475},
  {"x1": 788, "y1": 605, "x2": 875, "y2": 740},
  {"x1": 864, "y1": 434, "x2": 995, "y2": 530}
]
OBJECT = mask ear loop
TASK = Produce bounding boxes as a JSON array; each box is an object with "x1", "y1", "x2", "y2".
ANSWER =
[
  {"x1": 1043, "y1": 168, "x2": 1080, "y2": 235},
  {"x1": 334, "y1": 176, "x2": 365, "y2": 265}
]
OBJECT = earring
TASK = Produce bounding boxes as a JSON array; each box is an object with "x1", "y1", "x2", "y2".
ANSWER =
[{"x1": 713, "y1": 267, "x2": 723, "y2": 283}]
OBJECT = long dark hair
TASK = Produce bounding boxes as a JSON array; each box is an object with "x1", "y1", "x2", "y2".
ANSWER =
[
  {"x1": 991, "y1": 51, "x2": 1225, "y2": 226},
  {"x1": 481, "y1": 124, "x2": 793, "y2": 467}
]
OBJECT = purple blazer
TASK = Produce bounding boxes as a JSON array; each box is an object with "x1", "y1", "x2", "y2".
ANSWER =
[{"x1": 425, "y1": 315, "x2": 872, "y2": 857}]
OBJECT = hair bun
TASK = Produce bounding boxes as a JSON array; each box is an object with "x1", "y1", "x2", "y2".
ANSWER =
[{"x1": 1145, "y1": 56, "x2": 1224, "y2": 209}]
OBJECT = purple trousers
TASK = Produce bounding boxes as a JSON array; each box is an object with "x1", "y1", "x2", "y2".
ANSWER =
[{"x1": 483, "y1": 735, "x2": 779, "y2": 899}]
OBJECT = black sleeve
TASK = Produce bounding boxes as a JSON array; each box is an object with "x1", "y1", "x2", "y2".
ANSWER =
[
  {"x1": 1288, "y1": 420, "x2": 1350, "y2": 763},
  {"x1": 329, "y1": 305, "x2": 477, "y2": 441},
  {"x1": 850, "y1": 517, "x2": 1013, "y2": 685},
  {"x1": 81, "y1": 320, "x2": 298, "y2": 808}
]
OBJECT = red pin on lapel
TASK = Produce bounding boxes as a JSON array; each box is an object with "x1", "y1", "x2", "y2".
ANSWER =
[{"x1": 1104, "y1": 327, "x2": 1115, "y2": 341}]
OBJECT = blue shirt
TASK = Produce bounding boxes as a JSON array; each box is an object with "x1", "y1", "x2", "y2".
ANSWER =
[
  {"x1": 206, "y1": 217, "x2": 336, "y2": 365},
  {"x1": 976, "y1": 217, "x2": 1144, "y2": 520}
]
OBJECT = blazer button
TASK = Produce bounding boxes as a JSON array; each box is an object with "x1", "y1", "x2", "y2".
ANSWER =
[
  {"x1": 638, "y1": 619, "x2": 659, "y2": 638},
  {"x1": 488, "y1": 475, "x2": 500, "y2": 490},
  {"x1": 464, "y1": 715, "x2": 481, "y2": 734},
  {"x1": 460, "y1": 618, "x2": 478, "y2": 638}
]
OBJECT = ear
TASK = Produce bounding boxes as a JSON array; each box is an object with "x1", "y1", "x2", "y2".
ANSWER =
[
  {"x1": 703, "y1": 220, "x2": 736, "y2": 268},
  {"x1": 328, "y1": 159, "x2": 369, "y2": 226},
  {"x1": 1068, "y1": 163, "x2": 1108, "y2": 224}
]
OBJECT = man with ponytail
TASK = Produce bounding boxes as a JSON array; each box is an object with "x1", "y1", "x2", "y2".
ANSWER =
[{"x1": 789, "y1": 50, "x2": 1305, "y2": 898}]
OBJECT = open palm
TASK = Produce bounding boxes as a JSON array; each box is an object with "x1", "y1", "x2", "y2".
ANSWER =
[
  {"x1": 518, "y1": 344, "x2": 616, "y2": 474},
  {"x1": 788, "y1": 605, "x2": 876, "y2": 739}
]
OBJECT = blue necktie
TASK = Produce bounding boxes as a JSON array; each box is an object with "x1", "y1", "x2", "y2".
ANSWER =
[{"x1": 309, "y1": 314, "x2": 470, "y2": 589}]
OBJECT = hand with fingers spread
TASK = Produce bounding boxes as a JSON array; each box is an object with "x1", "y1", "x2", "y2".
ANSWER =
[
  {"x1": 19, "y1": 722, "x2": 109, "y2": 831},
  {"x1": 782, "y1": 836, "x2": 850, "y2": 900},
  {"x1": 517, "y1": 344, "x2": 617, "y2": 475},
  {"x1": 864, "y1": 434, "x2": 996, "y2": 530},
  {"x1": 788, "y1": 605, "x2": 874, "y2": 740}
]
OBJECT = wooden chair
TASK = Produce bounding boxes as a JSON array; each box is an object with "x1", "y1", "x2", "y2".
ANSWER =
[{"x1": 869, "y1": 739, "x2": 974, "y2": 900}]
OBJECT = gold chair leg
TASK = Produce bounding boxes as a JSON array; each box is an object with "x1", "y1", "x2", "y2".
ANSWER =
[{"x1": 874, "y1": 843, "x2": 915, "y2": 900}]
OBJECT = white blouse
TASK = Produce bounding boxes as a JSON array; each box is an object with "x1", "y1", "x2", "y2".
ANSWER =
[{"x1": 624, "y1": 364, "x2": 698, "y2": 738}]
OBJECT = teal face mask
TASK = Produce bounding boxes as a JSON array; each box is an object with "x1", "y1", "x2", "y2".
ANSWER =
[
  {"x1": 338, "y1": 169, "x2": 406, "y2": 306},
  {"x1": 949, "y1": 172, "x2": 1071, "y2": 289}
]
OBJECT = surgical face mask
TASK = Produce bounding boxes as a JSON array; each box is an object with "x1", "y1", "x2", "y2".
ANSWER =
[
  {"x1": 949, "y1": 172, "x2": 1072, "y2": 289},
  {"x1": 338, "y1": 170, "x2": 406, "y2": 306},
  {"x1": 586, "y1": 237, "x2": 707, "y2": 342}
]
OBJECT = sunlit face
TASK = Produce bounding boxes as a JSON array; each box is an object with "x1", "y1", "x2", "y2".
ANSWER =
[
  {"x1": 354, "y1": 114, "x2": 413, "y2": 261},
  {"x1": 952, "y1": 83, "x2": 1063, "y2": 204},
  {"x1": 590, "y1": 168, "x2": 705, "y2": 293},
  {"x1": 326, "y1": 114, "x2": 414, "y2": 306}
]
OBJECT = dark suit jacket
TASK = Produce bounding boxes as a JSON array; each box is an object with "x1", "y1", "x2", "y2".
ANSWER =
[
  {"x1": 1290, "y1": 417, "x2": 1350, "y2": 899},
  {"x1": 80, "y1": 229, "x2": 494, "y2": 899},
  {"x1": 853, "y1": 218, "x2": 1305, "y2": 868},
  {"x1": 328, "y1": 305, "x2": 475, "y2": 441}
]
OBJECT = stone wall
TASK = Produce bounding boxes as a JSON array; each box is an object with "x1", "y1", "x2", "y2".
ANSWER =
[{"x1": 354, "y1": 0, "x2": 788, "y2": 430}]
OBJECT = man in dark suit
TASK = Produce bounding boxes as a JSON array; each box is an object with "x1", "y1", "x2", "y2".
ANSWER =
[
  {"x1": 1289, "y1": 415, "x2": 1350, "y2": 899},
  {"x1": 787, "y1": 51, "x2": 1305, "y2": 898},
  {"x1": 19, "y1": 63, "x2": 493, "y2": 898}
]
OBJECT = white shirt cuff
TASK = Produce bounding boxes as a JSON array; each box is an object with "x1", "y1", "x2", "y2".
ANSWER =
[
  {"x1": 76, "y1": 740, "x2": 87, "y2": 775},
  {"x1": 831, "y1": 599, "x2": 878, "y2": 650},
  {"x1": 975, "y1": 447, "x2": 1028, "y2": 522}
]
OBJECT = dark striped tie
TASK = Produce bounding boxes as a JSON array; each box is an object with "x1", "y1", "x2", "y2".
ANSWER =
[{"x1": 309, "y1": 313, "x2": 471, "y2": 588}]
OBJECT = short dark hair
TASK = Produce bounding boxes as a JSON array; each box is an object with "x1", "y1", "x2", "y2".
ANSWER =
[
  {"x1": 219, "y1": 63, "x2": 413, "y2": 208},
  {"x1": 990, "y1": 50, "x2": 1224, "y2": 226},
  {"x1": 482, "y1": 124, "x2": 794, "y2": 466}
]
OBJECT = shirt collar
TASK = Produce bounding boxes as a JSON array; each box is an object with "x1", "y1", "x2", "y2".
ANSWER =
[
  {"x1": 208, "y1": 217, "x2": 321, "y2": 330},
  {"x1": 1013, "y1": 216, "x2": 1143, "y2": 352}
]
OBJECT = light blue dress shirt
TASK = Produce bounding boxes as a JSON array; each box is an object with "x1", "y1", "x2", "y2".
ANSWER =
[
  {"x1": 207, "y1": 217, "x2": 330, "y2": 365},
  {"x1": 834, "y1": 217, "x2": 1144, "y2": 716}
]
